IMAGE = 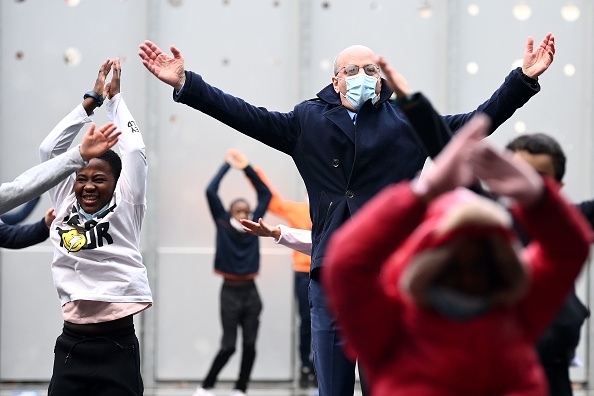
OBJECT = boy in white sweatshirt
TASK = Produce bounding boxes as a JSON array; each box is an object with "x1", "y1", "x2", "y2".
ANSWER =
[{"x1": 39, "y1": 58, "x2": 150, "y2": 396}]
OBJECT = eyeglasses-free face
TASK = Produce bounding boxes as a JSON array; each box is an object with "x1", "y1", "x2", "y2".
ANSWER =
[{"x1": 335, "y1": 64, "x2": 380, "y2": 77}]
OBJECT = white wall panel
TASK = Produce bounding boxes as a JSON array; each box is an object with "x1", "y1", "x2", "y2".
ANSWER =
[
  {"x1": 154, "y1": 248, "x2": 293, "y2": 381},
  {"x1": 149, "y1": 0, "x2": 301, "y2": 381},
  {"x1": 447, "y1": 0, "x2": 593, "y2": 203},
  {"x1": 0, "y1": 249, "x2": 60, "y2": 380}
]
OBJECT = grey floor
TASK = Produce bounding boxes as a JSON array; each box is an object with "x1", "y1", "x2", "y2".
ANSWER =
[
  {"x1": 0, "y1": 382, "x2": 364, "y2": 396},
  {"x1": 0, "y1": 384, "x2": 593, "y2": 396},
  {"x1": 3, "y1": 382, "x2": 594, "y2": 395}
]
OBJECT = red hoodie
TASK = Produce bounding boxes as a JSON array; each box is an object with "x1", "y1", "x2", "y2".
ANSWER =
[{"x1": 323, "y1": 179, "x2": 592, "y2": 396}]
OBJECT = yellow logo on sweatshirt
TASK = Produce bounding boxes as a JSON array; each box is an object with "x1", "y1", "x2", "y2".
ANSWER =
[{"x1": 62, "y1": 229, "x2": 87, "y2": 252}]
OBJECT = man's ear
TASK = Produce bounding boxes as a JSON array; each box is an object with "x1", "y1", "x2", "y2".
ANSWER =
[{"x1": 332, "y1": 76, "x2": 340, "y2": 93}]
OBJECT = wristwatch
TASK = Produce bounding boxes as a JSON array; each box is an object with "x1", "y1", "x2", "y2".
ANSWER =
[{"x1": 83, "y1": 90, "x2": 104, "y2": 107}]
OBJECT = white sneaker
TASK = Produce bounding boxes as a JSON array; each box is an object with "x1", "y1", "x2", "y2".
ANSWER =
[
  {"x1": 193, "y1": 387, "x2": 215, "y2": 396},
  {"x1": 230, "y1": 390, "x2": 246, "y2": 396}
]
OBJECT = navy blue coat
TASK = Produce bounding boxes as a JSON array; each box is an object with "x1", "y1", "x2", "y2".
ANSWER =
[{"x1": 175, "y1": 67, "x2": 540, "y2": 273}]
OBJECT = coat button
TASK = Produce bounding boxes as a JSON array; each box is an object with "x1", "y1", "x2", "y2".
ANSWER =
[
  {"x1": 346, "y1": 190, "x2": 354, "y2": 198},
  {"x1": 332, "y1": 159, "x2": 340, "y2": 168}
]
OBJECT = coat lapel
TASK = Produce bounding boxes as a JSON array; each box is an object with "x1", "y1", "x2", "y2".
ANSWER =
[{"x1": 324, "y1": 106, "x2": 356, "y2": 144}]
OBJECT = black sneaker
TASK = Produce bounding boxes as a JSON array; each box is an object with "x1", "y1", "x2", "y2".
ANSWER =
[
  {"x1": 309, "y1": 368, "x2": 318, "y2": 388},
  {"x1": 299, "y1": 366, "x2": 311, "y2": 389}
]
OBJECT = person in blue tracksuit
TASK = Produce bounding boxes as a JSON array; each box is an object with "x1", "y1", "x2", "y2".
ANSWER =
[{"x1": 194, "y1": 149, "x2": 271, "y2": 396}]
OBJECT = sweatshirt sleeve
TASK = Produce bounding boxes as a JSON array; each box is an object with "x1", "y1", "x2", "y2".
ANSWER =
[
  {"x1": 0, "y1": 147, "x2": 87, "y2": 216},
  {"x1": 39, "y1": 104, "x2": 93, "y2": 207},
  {"x1": 206, "y1": 163, "x2": 231, "y2": 222},
  {"x1": 515, "y1": 178, "x2": 593, "y2": 341},
  {"x1": 0, "y1": 196, "x2": 41, "y2": 225},
  {"x1": 105, "y1": 93, "x2": 147, "y2": 205},
  {"x1": 576, "y1": 199, "x2": 594, "y2": 230},
  {"x1": 0, "y1": 218, "x2": 49, "y2": 249},
  {"x1": 253, "y1": 166, "x2": 289, "y2": 215},
  {"x1": 244, "y1": 165, "x2": 271, "y2": 221},
  {"x1": 275, "y1": 225, "x2": 312, "y2": 255}
]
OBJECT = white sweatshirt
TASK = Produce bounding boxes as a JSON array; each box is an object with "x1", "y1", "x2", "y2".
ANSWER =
[{"x1": 39, "y1": 94, "x2": 152, "y2": 306}]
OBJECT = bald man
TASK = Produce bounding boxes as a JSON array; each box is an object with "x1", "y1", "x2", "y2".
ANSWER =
[{"x1": 139, "y1": 33, "x2": 555, "y2": 396}]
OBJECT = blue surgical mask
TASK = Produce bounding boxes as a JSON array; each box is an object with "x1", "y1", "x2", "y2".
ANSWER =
[
  {"x1": 427, "y1": 285, "x2": 492, "y2": 321},
  {"x1": 339, "y1": 73, "x2": 379, "y2": 110},
  {"x1": 78, "y1": 202, "x2": 111, "y2": 220}
]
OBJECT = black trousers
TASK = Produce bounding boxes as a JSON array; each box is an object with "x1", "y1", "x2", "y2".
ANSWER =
[
  {"x1": 203, "y1": 279, "x2": 263, "y2": 392},
  {"x1": 48, "y1": 319, "x2": 143, "y2": 396},
  {"x1": 542, "y1": 362, "x2": 573, "y2": 396},
  {"x1": 295, "y1": 271, "x2": 313, "y2": 369}
]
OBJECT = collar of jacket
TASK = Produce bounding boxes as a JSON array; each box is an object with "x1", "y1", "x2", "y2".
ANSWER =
[{"x1": 316, "y1": 78, "x2": 394, "y2": 106}]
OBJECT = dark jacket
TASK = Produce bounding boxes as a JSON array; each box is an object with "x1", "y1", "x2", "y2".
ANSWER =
[
  {"x1": 206, "y1": 163, "x2": 271, "y2": 277},
  {"x1": 176, "y1": 67, "x2": 540, "y2": 273},
  {"x1": 0, "y1": 218, "x2": 49, "y2": 249},
  {"x1": 534, "y1": 200, "x2": 592, "y2": 396}
]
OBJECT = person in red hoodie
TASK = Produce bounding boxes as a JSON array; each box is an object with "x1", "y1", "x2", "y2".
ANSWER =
[{"x1": 322, "y1": 114, "x2": 593, "y2": 396}]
